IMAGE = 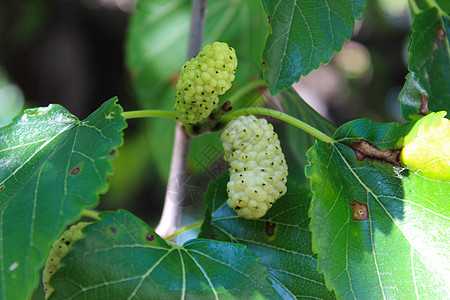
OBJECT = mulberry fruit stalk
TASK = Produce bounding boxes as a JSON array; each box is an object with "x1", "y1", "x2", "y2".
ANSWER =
[
  {"x1": 175, "y1": 41, "x2": 237, "y2": 124},
  {"x1": 43, "y1": 222, "x2": 90, "y2": 299},
  {"x1": 221, "y1": 115, "x2": 288, "y2": 219}
]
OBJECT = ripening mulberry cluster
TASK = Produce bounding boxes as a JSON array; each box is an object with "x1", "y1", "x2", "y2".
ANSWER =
[
  {"x1": 221, "y1": 115, "x2": 288, "y2": 219},
  {"x1": 43, "y1": 222, "x2": 90, "y2": 299},
  {"x1": 175, "y1": 42, "x2": 237, "y2": 124}
]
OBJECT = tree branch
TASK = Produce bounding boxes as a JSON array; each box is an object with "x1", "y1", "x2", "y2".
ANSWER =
[{"x1": 155, "y1": 0, "x2": 208, "y2": 239}]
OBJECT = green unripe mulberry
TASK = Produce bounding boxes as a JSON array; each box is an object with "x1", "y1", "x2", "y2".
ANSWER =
[
  {"x1": 43, "y1": 222, "x2": 90, "y2": 299},
  {"x1": 175, "y1": 42, "x2": 237, "y2": 124},
  {"x1": 221, "y1": 115, "x2": 288, "y2": 219}
]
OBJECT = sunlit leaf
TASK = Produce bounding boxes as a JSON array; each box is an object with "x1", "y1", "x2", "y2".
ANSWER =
[
  {"x1": 306, "y1": 119, "x2": 450, "y2": 299},
  {"x1": 400, "y1": 111, "x2": 450, "y2": 181},
  {"x1": 0, "y1": 98, "x2": 126, "y2": 299}
]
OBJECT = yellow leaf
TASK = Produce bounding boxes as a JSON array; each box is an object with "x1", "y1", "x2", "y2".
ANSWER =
[{"x1": 400, "y1": 112, "x2": 450, "y2": 181}]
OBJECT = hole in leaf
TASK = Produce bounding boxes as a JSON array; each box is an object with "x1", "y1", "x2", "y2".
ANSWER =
[
  {"x1": 110, "y1": 227, "x2": 117, "y2": 233},
  {"x1": 265, "y1": 221, "x2": 276, "y2": 236},
  {"x1": 350, "y1": 200, "x2": 368, "y2": 221},
  {"x1": 420, "y1": 94, "x2": 429, "y2": 115},
  {"x1": 146, "y1": 233, "x2": 155, "y2": 242},
  {"x1": 70, "y1": 166, "x2": 81, "y2": 175}
]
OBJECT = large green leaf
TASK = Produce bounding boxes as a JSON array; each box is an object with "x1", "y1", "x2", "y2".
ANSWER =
[
  {"x1": 0, "y1": 98, "x2": 126, "y2": 299},
  {"x1": 306, "y1": 119, "x2": 450, "y2": 299},
  {"x1": 261, "y1": 0, "x2": 365, "y2": 95},
  {"x1": 200, "y1": 174, "x2": 336, "y2": 299},
  {"x1": 49, "y1": 210, "x2": 281, "y2": 299},
  {"x1": 279, "y1": 88, "x2": 336, "y2": 185},
  {"x1": 125, "y1": 0, "x2": 268, "y2": 179},
  {"x1": 399, "y1": 8, "x2": 450, "y2": 120},
  {"x1": 414, "y1": 0, "x2": 450, "y2": 15}
]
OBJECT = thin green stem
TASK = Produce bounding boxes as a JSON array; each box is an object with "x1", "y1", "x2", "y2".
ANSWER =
[
  {"x1": 408, "y1": 0, "x2": 421, "y2": 15},
  {"x1": 225, "y1": 107, "x2": 335, "y2": 144},
  {"x1": 165, "y1": 221, "x2": 203, "y2": 241},
  {"x1": 228, "y1": 79, "x2": 266, "y2": 106},
  {"x1": 122, "y1": 110, "x2": 177, "y2": 120},
  {"x1": 81, "y1": 209, "x2": 101, "y2": 220}
]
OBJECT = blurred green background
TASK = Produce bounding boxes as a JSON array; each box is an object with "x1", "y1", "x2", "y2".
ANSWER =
[{"x1": 0, "y1": 0, "x2": 412, "y2": 228}]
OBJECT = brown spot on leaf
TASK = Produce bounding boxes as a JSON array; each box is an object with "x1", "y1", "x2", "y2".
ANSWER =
[
  {"x1": 70, "y1": 167, "x2": 81, "y2": 175},
  {"x1": 265, "y1": 221, "x2": 276, "y2": 236},
  {"x1": 420, "y1": 94, "x2": 429, "y2": 115},
  {"x1": 109, "y1": 149, "x2": 116, "y2": 156},
  {"x1": 146, "y1": 233, "x2": 154, "y2": 242},
  {"x1": 110, "y1": 227, "x2": 117, "y2": 233},
  {"x1": 351, "y1": 200, "x2": 368, "y2": 221},
  {"x1": 437, "y1": 27, "x2": 445, "y2": 44},
  {"x1": 351, "y1": 140, "x2": 401, "y2": 166},
  {"x1": 170, "y1": 73, "x2": 179, "y2": 86}
]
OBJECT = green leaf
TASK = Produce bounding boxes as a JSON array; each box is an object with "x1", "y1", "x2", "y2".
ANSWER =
[
  {"x1": 306, "y1": 119, "x2": 450, "y2": 299},
  {"x1": 0, "y1": 98, "x2": 126, "y2": 299},
  {"x1": 399, "y1": 8, "x2": 450, "y2": 120},
  {"x1": 400, "y1": 111, "x2": 450, "y2": 181},
  {"x1": 413, "y1": 0, "x2": 450, "y2": 15},
  {"x1": 126, "y1": 0, "x2": 268, "y2": 179},
  {"x1": 261, "y1": 0, "x2": 365, "y2": 95},
  {"x1": 199, "y1": 174, "x2": 336, "y2": 299},
  {"x1": 279, "y1": 88, "x2": 336, "y2": 185},
  {"x1": 49, "y1": 210, "x2": 281, "y2": 299}
]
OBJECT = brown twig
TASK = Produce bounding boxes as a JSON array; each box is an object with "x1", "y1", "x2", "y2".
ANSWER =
[{"x1": 155, "y1": 0, "x2": 208, "y2": 239}]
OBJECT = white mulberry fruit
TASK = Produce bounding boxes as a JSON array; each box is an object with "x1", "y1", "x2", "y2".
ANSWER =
[
  {"x1": 43, "y1": 222, "x2": 90, "y2": 299},
  {"x1": 221, "y1": 115, "x2": 288, "y2": 219},
  {"x1": 175, "y1": 42, "x2": 237, "y2": 124}
]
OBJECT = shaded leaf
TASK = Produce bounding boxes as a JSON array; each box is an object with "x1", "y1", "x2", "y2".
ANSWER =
[
  {"x1": 0, "y1": 98, "x2": 126, "y2": 299},
  {"x1": 279, "y1": 88, "x2": 336, "y2": 185},
  {"x1": 49, "y1": 210, "x2": 281, "y2": 299},
  {"x1": 399, "y1": 8, "x2": 450, "y2": 120},
  {"x1": 306, "y1": 119, "x2": 450, "y2": 299},
  {"x1": 200, "y1": 174, "x2": 336, "y2": 299},
  {"x1": 261, "y1": 0, "x2": 365, "y2": 94},
  {"x1": 414, "y1": 0, "x2": 450, "y2": 15}
]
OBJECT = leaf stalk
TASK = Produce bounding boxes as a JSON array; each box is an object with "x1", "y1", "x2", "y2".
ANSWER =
[
  {"x1": 225, "y1": 107, "x2": 335, "y2": 144},
  {"x1": 122, "y1": 110, "x2": 176, "y2": 120}
]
